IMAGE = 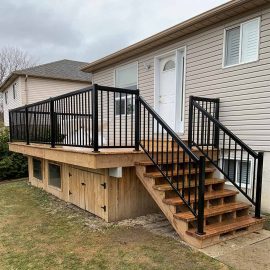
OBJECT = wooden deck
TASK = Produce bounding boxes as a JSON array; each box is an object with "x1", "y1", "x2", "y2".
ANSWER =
[{"x1": 9, "y1": 142, "x2": 149, "y2": 169}]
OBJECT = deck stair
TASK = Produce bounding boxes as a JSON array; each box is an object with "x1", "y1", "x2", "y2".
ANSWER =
[{"x1": 135, "y1": 146, "x2": 265, "y2": 248}]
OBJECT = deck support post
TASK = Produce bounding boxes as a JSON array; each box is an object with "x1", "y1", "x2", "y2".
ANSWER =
[
  {"x1": 255, "y1": 152, "x2": 264, "y2": 219},
  {"x1": 197, "y1": 156, "x2": 205, "y2": 235}
]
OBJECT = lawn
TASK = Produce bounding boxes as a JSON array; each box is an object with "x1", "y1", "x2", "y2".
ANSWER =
[{"x1": 0, "y1": 181, "x2": 230, "y2": 270}]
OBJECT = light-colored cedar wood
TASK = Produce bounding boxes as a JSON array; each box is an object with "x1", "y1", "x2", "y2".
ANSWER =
[
  {"x1": 153, "y1": 178, "x2": 225, "y2": 191},
  {"x1": 186, "y1": 216, "x2": 265, "y2": 239},
  {"x1": 163, "y1": 189, "x2": 238, "y2": 206},
  {"x1": 144, "y1": 167, "x2": 215, "y2": 178},
  {"x1": 174, "y1": 202, "x2": 251, "y2": 222},
  {"x1": 107, "y1": 167, "x2": 160, "y2": 222}
]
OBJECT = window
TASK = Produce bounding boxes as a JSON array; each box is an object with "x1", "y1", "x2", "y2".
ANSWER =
[
  {"x1": 33, "y1": 158, "x2": 42, "y2": 180},
  {"x1": 115, "y1": 62, "x2": 138, "y2": 116},
  {"x1": 4, "y1": 92, "x2": 7, "y2": 104},
  {"x1": 223, "y1": 159, "x2": 251, "y2": 186},
  {"x1": 48, "y1": 163, "x2": 61, "y2": 189},
  {"x1": 163, "y1": 60, "x2": 175, "y2": 71},
  {"x1": 224, "y1": 17, "x2": 260, "y2": 67},
  {"x1": 13, "y1": 83, "x2": 17, "y2": 99}
]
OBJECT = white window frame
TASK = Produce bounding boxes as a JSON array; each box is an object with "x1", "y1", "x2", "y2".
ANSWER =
[
  {"x1": 220, "y1": 157, "x2": 253, "y2": 189},
  {"x1": 114, "y1": 62, "x2": 138, "y2": 116},
  {"x1": 222, "y1": 17, "x2": 261, "y2": 68}
]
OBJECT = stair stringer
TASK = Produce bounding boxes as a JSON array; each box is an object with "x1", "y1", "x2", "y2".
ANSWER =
[{"x1": 135, "y1": 165, "x2": 205, "y2": 248}]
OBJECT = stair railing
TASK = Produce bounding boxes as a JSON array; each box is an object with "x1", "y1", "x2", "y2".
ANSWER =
[
  {"x1": 139, "y1": 96, "x2": 206, "y2": 234},
  {"x1": 188, "y1": 96, "x2": 263, "y2": 218}
]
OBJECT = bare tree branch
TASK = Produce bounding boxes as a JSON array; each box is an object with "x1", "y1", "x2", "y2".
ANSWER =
[{"x1": 0, "y1": 46, "x2": 37, "y2": 112}]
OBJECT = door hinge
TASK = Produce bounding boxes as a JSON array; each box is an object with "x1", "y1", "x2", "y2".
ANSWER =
[
  {"x1": 100, "y1": 182, "x2": 106, "y2": 189},
  {"x1": 69, "y1": 190, "x2": 72, "y2": 195},
  {"x1": 81, "y1": 182, "x2": 86, "y2": 186},
  {"x1": 101, "y1": 205, "x2": 106, "y2": 212}
]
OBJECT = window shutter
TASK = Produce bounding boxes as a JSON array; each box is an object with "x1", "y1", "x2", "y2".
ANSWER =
[
  {"x1": 241, "y1": 18, "x2": 260, "y2": 63},
  {"x1": 225, "y1": 26, "x2": 240, "y2": 66}
]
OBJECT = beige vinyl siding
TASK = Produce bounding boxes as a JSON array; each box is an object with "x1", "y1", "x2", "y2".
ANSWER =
[
  {"x1": 3, "y1": 77, "x2": 23, "y2": 126},
  {"x1": 26, "y1": 77, "x2": 90, "y2": 105},
  {"x1": 92, "y1": 5, "x2": 270, "y2": 151}
]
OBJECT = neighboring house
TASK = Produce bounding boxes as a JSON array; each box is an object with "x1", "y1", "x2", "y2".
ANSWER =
[
  {"x1": 8, "y1": 0, "x2": 270, "y2": 248},
  {"x1": 0, "y1": 59, "x2": 92, "y2": 126}
]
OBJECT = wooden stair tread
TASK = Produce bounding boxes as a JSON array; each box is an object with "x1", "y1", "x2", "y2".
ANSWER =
[
  {"x1": 163, "y1": 189, "x2": 238, "y2": 206},
  {"x1": 174, "y1": 202, "x2": 251, "y2": 222},
  {"x1": 153, "y1": 178, "x2": 225, "y2": 191},
  {"x1": 144, "y1": 167, "x2": 215, "y2": 178},
  {"x1": 186, "y1": 216, "x2": 265, "y2": 239},
  {"x1": 135, "y1": 159, "x2": 210, "y2": 166}
]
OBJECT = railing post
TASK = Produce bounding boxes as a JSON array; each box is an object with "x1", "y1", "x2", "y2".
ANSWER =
[
  {"x1": 134, "y1": 90, "x2": 140, "y2": 151},
  {"x1": 255, "y1": 152, "x2": 264, "y2": 219},
  {"x1": 197, "y1": 156, "x2": 205, "y2": 235},
  {"x1": 25, "y1": 106, "x2": 30, "y2": 145},
  {"x1": 50, "y1": 99, "x2": 56, "y2": 148},
  {"x1": 188, "y1": 96, "x2": 194, "y2": 148},
  {"x1": 9, "y1": 111, "x2": 13, "y2": 143},
  {"x1": 214, "y1": 98, "x2": 220, "y2": 149},
  {"x1": 92, "y1": 84, "x2": 99, "y2": 152}
]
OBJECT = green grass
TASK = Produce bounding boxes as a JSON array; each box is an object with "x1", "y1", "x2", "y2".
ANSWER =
[{"x1": 0, "y1": 181, "x2": 230, "y2": 270}]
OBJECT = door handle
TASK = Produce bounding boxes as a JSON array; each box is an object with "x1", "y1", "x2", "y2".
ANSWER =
[
  {"x1": 69, "y1": 190, "x2": 72, "y2": 195},
  {"x1": 81, "y1": 182, "x2": 86, "y2": 186},
  {"x1": 101, "y1": 205, "x2": 106, "y2": 212}
]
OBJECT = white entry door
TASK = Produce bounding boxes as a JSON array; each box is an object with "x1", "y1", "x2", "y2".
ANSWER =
[{"x1": 155, "y1": 49, "x2": 185, "y2": 133}]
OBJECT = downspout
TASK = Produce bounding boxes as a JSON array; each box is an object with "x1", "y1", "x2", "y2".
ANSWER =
[{"x1": 24, "y1": 75, "x2": 28, "y2": 105}]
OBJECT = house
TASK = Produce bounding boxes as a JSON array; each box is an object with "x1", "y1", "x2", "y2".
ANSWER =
[
  {"x1": 8, "y1": 0, "x2": 270, "y2": 248},
  {"x1": 0, "y1": 59, "x2": 92, "y2": 126}
]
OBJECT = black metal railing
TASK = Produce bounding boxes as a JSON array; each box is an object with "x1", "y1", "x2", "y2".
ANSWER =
[
  {"x1": 139, "y1": 96, "x2": 206, "y2": 234},
  {"x1": 9, "y1": 84, "x2": 139, "y2": 151},
  {"x1": 188, "y1": 96, "x2": 263, "y2": 218}
]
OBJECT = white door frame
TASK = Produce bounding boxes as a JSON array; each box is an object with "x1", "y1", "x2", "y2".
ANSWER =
[{"x1": 154, "y1": 47, "x2": 186, "y2": 134}]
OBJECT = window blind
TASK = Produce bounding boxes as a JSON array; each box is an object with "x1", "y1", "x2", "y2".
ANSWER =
[
  {"x1": 241, "y1": 19, "x2": 260, "y2": 63},
  {"x1": 225, "y1": 26, "x2": 240, "y2": 66}
]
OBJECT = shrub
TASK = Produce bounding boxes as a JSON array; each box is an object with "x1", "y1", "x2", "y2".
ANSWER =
[{"x1": 0, "y1": 128, "x2": 28, "y2": 180}]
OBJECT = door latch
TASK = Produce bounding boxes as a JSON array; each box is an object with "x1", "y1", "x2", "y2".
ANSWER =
[
  {"x1": 81, "y1": 182, "x2": 86, "y2": 186},
  {"x1": 101, "y1": 205, "x2": 106, "y2": 212},
  {"x1": 100, "y1": 182, "x2": 106, "y2": 189}
]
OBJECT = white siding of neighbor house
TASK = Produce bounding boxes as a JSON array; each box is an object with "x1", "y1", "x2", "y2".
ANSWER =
[
  {"x1": 3, "y1": 76, "x2": 90, "y2": 126},
  {"x1": 3, "y1": 77, "x2": 23, "y2": 126},
  {"x1": 92, "y1": 5, "x2": 270, "y2": 152}
]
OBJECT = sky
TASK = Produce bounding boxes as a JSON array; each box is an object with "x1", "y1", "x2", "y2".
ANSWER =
[{"x1": 0, "y1": 0, "x2": 229, "y2": 65}]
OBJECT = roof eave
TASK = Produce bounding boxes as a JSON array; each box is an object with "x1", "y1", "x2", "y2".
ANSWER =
[{"x1": 81, "y1": 0, "x2": 269, "y2": 73}]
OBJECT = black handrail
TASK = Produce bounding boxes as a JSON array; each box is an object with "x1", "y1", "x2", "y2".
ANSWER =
[
  {"x1": 9, "y1": 84, "x2": 140, "y2": 151},
  {"x1": 188, "y1": 96, "x2": 263, "y2": 218},
  {"x1": 139, "y1": 96, "x2": 206, "y2": 234}
]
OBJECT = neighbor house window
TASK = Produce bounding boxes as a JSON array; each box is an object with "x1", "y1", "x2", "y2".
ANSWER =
[
  {"x1": 4, "y1": 92, "x2": 8, "y2": 104},
  {"x1": 115, "y1": 62, "x2": 138, "y2": 116},
  {"x1": 48, "y1": 163, "x2": 61, "y2": 189},
  {"x1": 33, "y1": 158, "x2": 42, "y2": 180},
  {"x1": 13, "y1": 83, "x2": 17, "y2": 99},
  {"x1": 224, "y1": 17, "x2": 260, "y2": 67},
  {"x1": 223, "y1": 159, "x2": 251, "y2": 187}
]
